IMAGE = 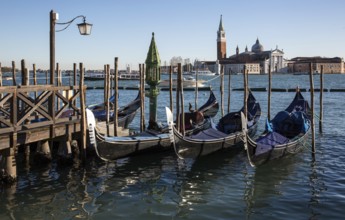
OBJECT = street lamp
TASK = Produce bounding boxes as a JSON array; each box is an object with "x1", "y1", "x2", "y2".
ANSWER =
[{"x1": 49, "y1": 10, "x2": 92, "y2": 85}]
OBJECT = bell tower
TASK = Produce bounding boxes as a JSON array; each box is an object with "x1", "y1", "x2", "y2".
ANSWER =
[{"x1": 217, "y1": 15, "x2": 226, "y2": 60}]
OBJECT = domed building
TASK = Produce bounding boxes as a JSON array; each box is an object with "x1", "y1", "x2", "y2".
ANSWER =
[
  {"x1": 209, "y1": 16, "x2": 288, "y2": 74},
  {"x1": 251, "y1": 38, "x2": 264, "y2": 53}
]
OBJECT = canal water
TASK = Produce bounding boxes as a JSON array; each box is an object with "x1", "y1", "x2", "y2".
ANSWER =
[{"x1": 1, "y1": 74, "x2": 344, "y2": 219}]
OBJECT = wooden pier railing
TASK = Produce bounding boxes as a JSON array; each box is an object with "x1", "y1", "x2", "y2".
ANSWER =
[{"x1": 0, "y1": 84, "x2": 85, "y2": 150}]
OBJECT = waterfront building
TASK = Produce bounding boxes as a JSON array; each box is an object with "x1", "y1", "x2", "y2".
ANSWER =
[{"x1": 287, "y1": 57, "x2": 344, "y2": 74}]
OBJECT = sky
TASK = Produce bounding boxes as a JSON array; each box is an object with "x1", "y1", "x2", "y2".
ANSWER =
[{"x1": 1, "y1": 0, "x2": 345, "y2": 71}]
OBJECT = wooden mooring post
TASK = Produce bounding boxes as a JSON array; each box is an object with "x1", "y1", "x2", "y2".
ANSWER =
[
  {"x1": 309, "y1": 63, "x2": 316, "y2": 159},
  {"x1": 227, "y1": 68, "x2": 231, "y2": 114},
  {"x1": 105, "y1": 64, "x2": 110, "y2": 136},
  {"x1": 79, "y1": 62, "x2": 87, "y2": 162},
  {"x1": 33, "y1": 64, "x2": 37, "y2": 100},
  {"x1": 176, "y1": 65, "x2": 180, "y2": 132},
  {"x1": 113, "y1": 58, "x2": 119, "y2": 136},
  {"x1": 35, "y1": 63, "x2": 52, "y2": 163},
  {"x1": 139, "y1": 63, "x2": 145, "y2": 132},
  {"x1": 73, "y1": 63, "x2": 77, "y2": 111},
  {"x1": 12, "y1": 61, "x2": 17, "y2": 86},
  {"x1": 220, "y1": 65, "x2": 224, "y2": 117},
  {"x1": 21, "y1": 59, "x2": 31, "y2": 164},
  {"x1": 169, "y1": 65, "x2": 173, "y2": 111},
  {"x1": 268, "y1": 65, "x2": 272, "y2": 121},
  {"x1": 243, "y1": 66, "x2": 248, "y2": 120},
  {"x1": 178, "y1": 63, "x2": 185, "y2": 135},
  {"x1": 195, "y1": 65, "x2": 199, "y2": 110},
  {"x1": 45, "y1": 70, "x2": 48, "y2": 85},
  {"x1": 319, "y1": 65, "x2": 324, "y2": 133},
  {"x1": 103, "y1": 65, "x2": 107, "y2": 105}
]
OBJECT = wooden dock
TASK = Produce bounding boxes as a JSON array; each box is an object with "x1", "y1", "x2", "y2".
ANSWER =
[
  {"x1": 0, "y1": 61, "x2": 91, "y2": 183},
  {"x1": 0, "y1": 85, "x2": 84, "y2": 150}
]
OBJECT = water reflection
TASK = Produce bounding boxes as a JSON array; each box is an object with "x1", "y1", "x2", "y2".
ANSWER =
[
  {"x1": 243, "y1": 156, "x2": 299, "y2": 219},
  {"x1": 90, "y1": 151, "x2": 177, "y2": 218},
  {"x1": 173, "y1": 148, "x2": 244, "y2": 218},
  {"x1": 0, "y1": 156, "x2": 109, "y2": 219},
  {"x1": 308, "y1": 160, "x2": 325, "y2": 219}
]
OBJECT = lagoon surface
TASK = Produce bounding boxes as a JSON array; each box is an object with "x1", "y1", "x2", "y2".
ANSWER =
[{"x1": 1, "y1": 74, "x2": 345, "y2": 219}]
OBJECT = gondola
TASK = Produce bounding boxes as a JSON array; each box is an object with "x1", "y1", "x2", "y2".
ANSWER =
[
  {"x1": 161, "y1": 89, "x2": 219, "y2": 135},
  {"x1": 166, "y1": 91, "x2": 261, "y2": 159},
  {"x1": 243, "y1": 90, "x2": 311, "y2": 167},
  {"x1": 88, "y1": 91, "x2": 141, "y2": 128},
  {"x1": 86, "y1": 90, "x2": 219, "y2": 161},
  {"x1": 197, "y1": 89, "x2": 219, "y2": 118}
]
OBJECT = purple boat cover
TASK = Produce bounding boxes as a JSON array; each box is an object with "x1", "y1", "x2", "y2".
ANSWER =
[
  {"x1": 189, "y1": 128, "x2": 228, "y2": 140},
  {"x1": 255, "y1": 132, "x2": 289, "y2": 156}
]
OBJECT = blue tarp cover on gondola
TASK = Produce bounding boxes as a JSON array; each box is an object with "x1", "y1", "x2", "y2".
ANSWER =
[
  {"x1": 255, "y1": 132, "x2": 289, "y2": 156},
  {"x1": 266, "y1": 111, "x2": 309, "y2": 138}
]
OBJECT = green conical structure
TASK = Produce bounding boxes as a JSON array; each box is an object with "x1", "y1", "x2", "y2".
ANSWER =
[{"x1": 145, "y1": 32, "x2": 161, "y2": 130}]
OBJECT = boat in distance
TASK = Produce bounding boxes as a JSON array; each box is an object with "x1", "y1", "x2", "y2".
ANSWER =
[
  {"x1": 158, "y1": 76, "x2": 207, "y2": 90},
  {"x1": 183, "y1": 70, "x2": 216, "y2": 76},
  {"x1": 84, "y1": 72, "x2": 140, "y2": 81}
]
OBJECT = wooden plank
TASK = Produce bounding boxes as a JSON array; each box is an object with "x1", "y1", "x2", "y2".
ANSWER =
[
  {"x1": 0, "y1": 116, "x2": 13, "y2": 127},
  {"x1": 0, "y1": 120, "x2": 81, "y2": 150},
  {"x1": 0, "y1": 86, "x2": 17, "y2": 93},
  {"x1": 0, "y1": 127, "x2": 14, "y2": 134},
  {"x1": 0, "y1": 93, "x2": 13, "y2": 107}
]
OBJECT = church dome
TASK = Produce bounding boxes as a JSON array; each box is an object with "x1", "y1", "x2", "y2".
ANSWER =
[{"x1": 251, "y1": 38, "x2": 264, "y2": 53}]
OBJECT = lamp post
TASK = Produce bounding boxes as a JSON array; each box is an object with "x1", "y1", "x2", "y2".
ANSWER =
[
  {"x1": 49, "y1": 10, "x2": 92, "y2": 85},
  {"x1": 41, "y1": 10, "x2": 92, "y2": 161}
]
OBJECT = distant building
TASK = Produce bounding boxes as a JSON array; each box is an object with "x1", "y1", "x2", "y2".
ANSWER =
[
  {"x1": 287, "y1": 57, "x2": 344, "y2": 74},
  {"x1": 207, "y1": 15, "x2": 289, "y2": 74}
]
